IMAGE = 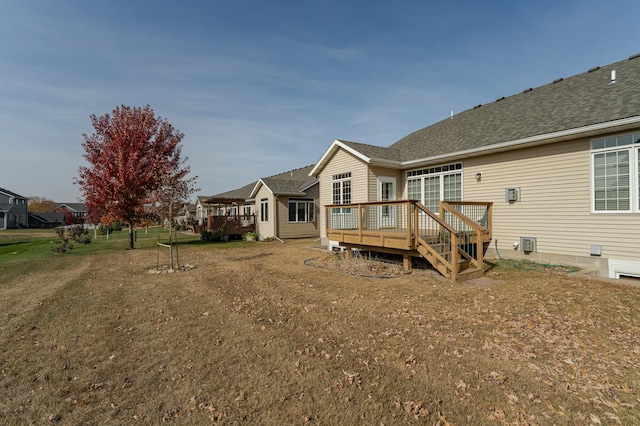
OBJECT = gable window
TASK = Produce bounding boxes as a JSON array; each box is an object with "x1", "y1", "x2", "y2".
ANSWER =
[
  {"x1": 591, "y1": 132, "x2": 640, "y2": 212},
  {"x1": 332, "y1": 172, "x2": 351, "y2": 205},
  {"x1": 406, "y1": 163, "x2": 462, "y2": 211},
  {"x1": 260, "y1": 198, "x2": 268, "y2": 221},
  {"x1": 288, "y1": 199, "x2": 315, "y2": 223},
  {"x1": 332, "y1": 172, "x2": 352, "y2": 214}
]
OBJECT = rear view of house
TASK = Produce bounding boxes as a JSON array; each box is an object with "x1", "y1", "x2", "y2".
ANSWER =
[
  {"x1": 0, "y1": 187, "x2": 28, "y2": 229},
  {"x1": 250, "y1": 165, "x2": 318, "y2": 240},
  {"x1": 199, "y1": 165, "x2": 319, "y2": 241},
  {"x1": 311, "y1": 53, "x2": 640, "y2": 280}
]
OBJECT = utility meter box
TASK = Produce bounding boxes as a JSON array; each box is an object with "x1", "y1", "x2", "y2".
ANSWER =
[
  {"x1": 505, "y1": 187, "x2": 520, "y2": 202},
  {"x1": 521, "y1": 237, "x2": 536, "y2": 253}
]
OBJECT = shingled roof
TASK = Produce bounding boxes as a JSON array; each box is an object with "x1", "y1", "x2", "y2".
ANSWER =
[
  {"x1": 253, "y1": 165, "x2": 317, "y2": 197},
  {"x1": 0, "y1": 187, "x2": 27, "y2": 199},
  {"x1": 206, "y1": 181, "x2": 257, "y2": 203},
  {"x1": 390, "y1": 53, "x2": 640, "y2": 162},
  {"x1": 311, "y1": 53, "x2": 640, "y2": 175}
]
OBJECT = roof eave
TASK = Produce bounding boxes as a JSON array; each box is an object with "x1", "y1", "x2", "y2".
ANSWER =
[
  {"x1": 403, "y1": 116, "x2": 640, "y2": 168},
  {"x1": 298, "y1": 179, "x2": 319, "y2": 192},
  {"x1": 249, "y1": 180, "x2": 265, "y2": 199},
  {"x1": 368, "y1": 158, "x2": 403, "y2": 168},
  {"x1": 309, "y1": 139, "x2": 371, "y2": 176}
]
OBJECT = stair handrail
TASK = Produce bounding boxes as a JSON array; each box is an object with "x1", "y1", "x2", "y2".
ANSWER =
[
  {"x1": 413, "y1": 201, "x2": 458, "y2": 237},
  {"x1": 413, "y1": 201, "x2": 461, "y2": 280},
  {"x1": 440, "y1": 201, "x2": 490, "y2": 270}
]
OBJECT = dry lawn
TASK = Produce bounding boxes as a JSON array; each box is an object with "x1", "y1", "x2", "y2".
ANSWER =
[{"x1": 1, "y1": 237, "x2": 639, "y2": 425}]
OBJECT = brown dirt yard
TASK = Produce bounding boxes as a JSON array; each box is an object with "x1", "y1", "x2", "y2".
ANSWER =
[{"x1": 1, "y1": 237, "x2": 639, "y2": 425}]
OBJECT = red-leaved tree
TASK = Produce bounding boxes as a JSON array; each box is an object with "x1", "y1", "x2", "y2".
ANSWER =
[{"x1": 76, "y1": 105, "x2": 197, "y2": 249}]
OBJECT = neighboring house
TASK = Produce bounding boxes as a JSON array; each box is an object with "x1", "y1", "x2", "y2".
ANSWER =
[
  {"x1": 56, "y1": 203, "x2": 87, "y2": 224},
  {"x1": 310, "y1": 53, "x2": 640, "y2": 280},
  {"x1": 194, "y1": 195, "x2": 214, "y2": 225},
  {"x1": 28, "y1": 212, "x2": 66, "y2": 228},
  {"x1": 197, "y1": 182, "x2": 257, "y2": 235},
  {"x1": 250, "y1": 165, "x2": 319, "y2": 240},
  {"x1": 200, "y1": 165, "x2": 319, "y2": 240},
  {"x1": 175, "y1": 203, "x2": 197, "y2": 225},
  {"x1": 0, "y1": 187, "x2": 28, "y2": 229}
]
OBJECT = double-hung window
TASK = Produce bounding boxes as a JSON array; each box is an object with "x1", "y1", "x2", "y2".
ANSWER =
[
  {"x1": 288, "y1": 199, "x2": 315, "y2": 223},
  {"x1": 332, "y1": 172, "x2": 351, "y2": 205},
  {"x1": 591, "y1": 132, "x2": 640, "y2": 212},
  {"x1": 260, "y1": 198, "x2": 268, "y2": 221},
  {"x1": 331, "y1": 172, "x2": 355, "y2": 229},
  {"x1": 406, "y1": 163, "x2": 462, "y2": 211}
]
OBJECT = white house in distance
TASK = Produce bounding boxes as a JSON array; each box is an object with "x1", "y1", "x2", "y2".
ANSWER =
[{"x1": 310, "y1": 53, "x2": 640, "y2": 280}]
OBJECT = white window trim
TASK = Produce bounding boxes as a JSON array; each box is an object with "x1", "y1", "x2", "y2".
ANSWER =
[
  {"x1": 332, "y1": 172, "x2": 352, "y2": 205},
  {"x1": 590, "y1": 133, "x2": 640, "y2": 214},
  {"x1": 378, "y1": 176, "x2": 396, "y2": 202},
  {"x1": 260, "y1": 198, "x2": 269, "y2": 222},
  {"x1": 288, "y1": 198, "x2": 315, "y2": 223},
  {"x1": 404, "y1": 163, "x2": 464, "y2": 209}
]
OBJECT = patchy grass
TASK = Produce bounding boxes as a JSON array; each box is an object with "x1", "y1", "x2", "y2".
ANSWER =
[{"x1": 0, "y1": 237, "x2": 638, "y2": 425}]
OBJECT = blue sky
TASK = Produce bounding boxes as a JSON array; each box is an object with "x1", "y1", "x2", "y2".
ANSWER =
[{"x1": 1, "y1": 0, "x2": 639, "y2": 202}]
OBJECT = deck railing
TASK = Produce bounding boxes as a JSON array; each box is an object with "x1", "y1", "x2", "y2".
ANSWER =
[
  {"x1": 326, "y1": 200, "x2": 492, "y2": 280},
  {"x1": 207, "y1": 214, "x2": 256, "y2": 235},
  {"x1": 440, "y1": 201, "x2": 492, "y2": 271}
]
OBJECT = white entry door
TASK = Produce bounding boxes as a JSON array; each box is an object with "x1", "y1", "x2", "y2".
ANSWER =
[{"x1": 378, "y1": 176, "x2": 396, "y2": 228}]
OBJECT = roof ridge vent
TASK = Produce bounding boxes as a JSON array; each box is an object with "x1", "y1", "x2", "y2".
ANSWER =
[
  {"x1": 495, "y1": 96, "x2": 505, "y2": 102},
  {"x1": 522, "y1": 88, "x2": 533, "y2": 93},
  {"x1": 473, "y1": 104, "x2": 482, "y2": 109},
  {"x1": 628, "y1": 52, "x2": 640, "y2": 60},
  {"x1": 552, "y1": 77, "x2": 564, "y2": 84},
  {"x1": 588, "y1": 66, "x2": 600, "y2": 73}
]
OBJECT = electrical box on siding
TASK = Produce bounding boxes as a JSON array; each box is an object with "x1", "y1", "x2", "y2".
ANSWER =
[
  {"x1": 505, "y1": 187, "x2": 520, "y2": 202},
  {"x1": 521, "y1": 237, "x2": 536, "y2": 253}
]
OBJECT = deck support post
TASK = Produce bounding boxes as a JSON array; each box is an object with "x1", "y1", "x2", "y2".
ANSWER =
[{"x1": 403, "y1": 255, "x2": 412, "y2": 272}]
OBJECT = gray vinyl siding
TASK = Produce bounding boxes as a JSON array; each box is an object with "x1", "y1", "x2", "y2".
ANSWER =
[
  {"x1": 464, "y1": 137, "x2": 640, "y2": 263},
  {"x1": 0, "y1": 191, "x2": 28, "y2": 229},
  {"x1": 318, "y1": 149, "x2": 369, "y2": 241}
]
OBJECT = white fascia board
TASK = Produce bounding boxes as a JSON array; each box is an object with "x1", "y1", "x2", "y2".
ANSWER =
[
  {"x1": 339, "y1": 141, "x2": 372, "y2": 163},
  {"x1": 368, "y1": 158, "x2": 403, "y2": 168},
  {"x1": 299, "y1": 179, "x2": 319, "y2": 192},
  {"x1": 273, "y1": 191, "x2": 305, "y2": 197},
  {"x1": 309, "y1": 139, "x2": 371, "y2": 176},
  {"x1": 402, "y1": 116, "x2": 640, "y2": 168},
  {"x1": 249, "y1": 180, "x2": 265, "y2": 199}
]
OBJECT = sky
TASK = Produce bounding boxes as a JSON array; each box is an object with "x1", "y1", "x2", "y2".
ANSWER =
[{"x1": 1, "y1": 0, "x2": 639, "y2": 202}]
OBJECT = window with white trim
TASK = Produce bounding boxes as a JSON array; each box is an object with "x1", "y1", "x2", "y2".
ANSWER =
[
  {"x1": 288, "y1": 199, "x2": 315, "y2": 223},
  {"x1": 406, "y1": 163, "x2": 462, "y2": 211},
  {"x1": 260, "y1": 198, "x2": 268, "y2": 221},
  {"x1": 332, "y1": 172, "x2": 352, "y2": 213},
  {"x1": 332, "y1": 172, "x2": 351, "y2": 204},
  {"x1": 591, "y1": 132, "x2": 640, "y2": 212}
]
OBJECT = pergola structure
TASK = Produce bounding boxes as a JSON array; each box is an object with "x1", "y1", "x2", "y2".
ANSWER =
[{"x1": 201, "y1": 197, "x2": 255, "y2": 236}]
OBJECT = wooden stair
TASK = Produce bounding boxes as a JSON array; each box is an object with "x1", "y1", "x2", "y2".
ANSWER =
[{"x1": 417, "y1": 239, "x2": 484, "y2": 281}]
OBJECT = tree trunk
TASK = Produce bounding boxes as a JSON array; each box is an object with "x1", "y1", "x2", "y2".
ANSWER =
[{"x1": 128, "y1": 222, "x2": 135, "y2": 249}]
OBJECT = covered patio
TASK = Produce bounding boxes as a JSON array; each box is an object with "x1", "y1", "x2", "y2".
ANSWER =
[{"x1": 198, "y1": 197, "x2": 256, "y2": 236}]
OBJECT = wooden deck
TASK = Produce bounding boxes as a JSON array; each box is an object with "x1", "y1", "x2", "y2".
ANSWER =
[
  {"x1": 208, "y1": 214, "x2": 256, "y2": 235},
  {"x1": 326, "y1": 200, "x2": 492, "y2": 281}
]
